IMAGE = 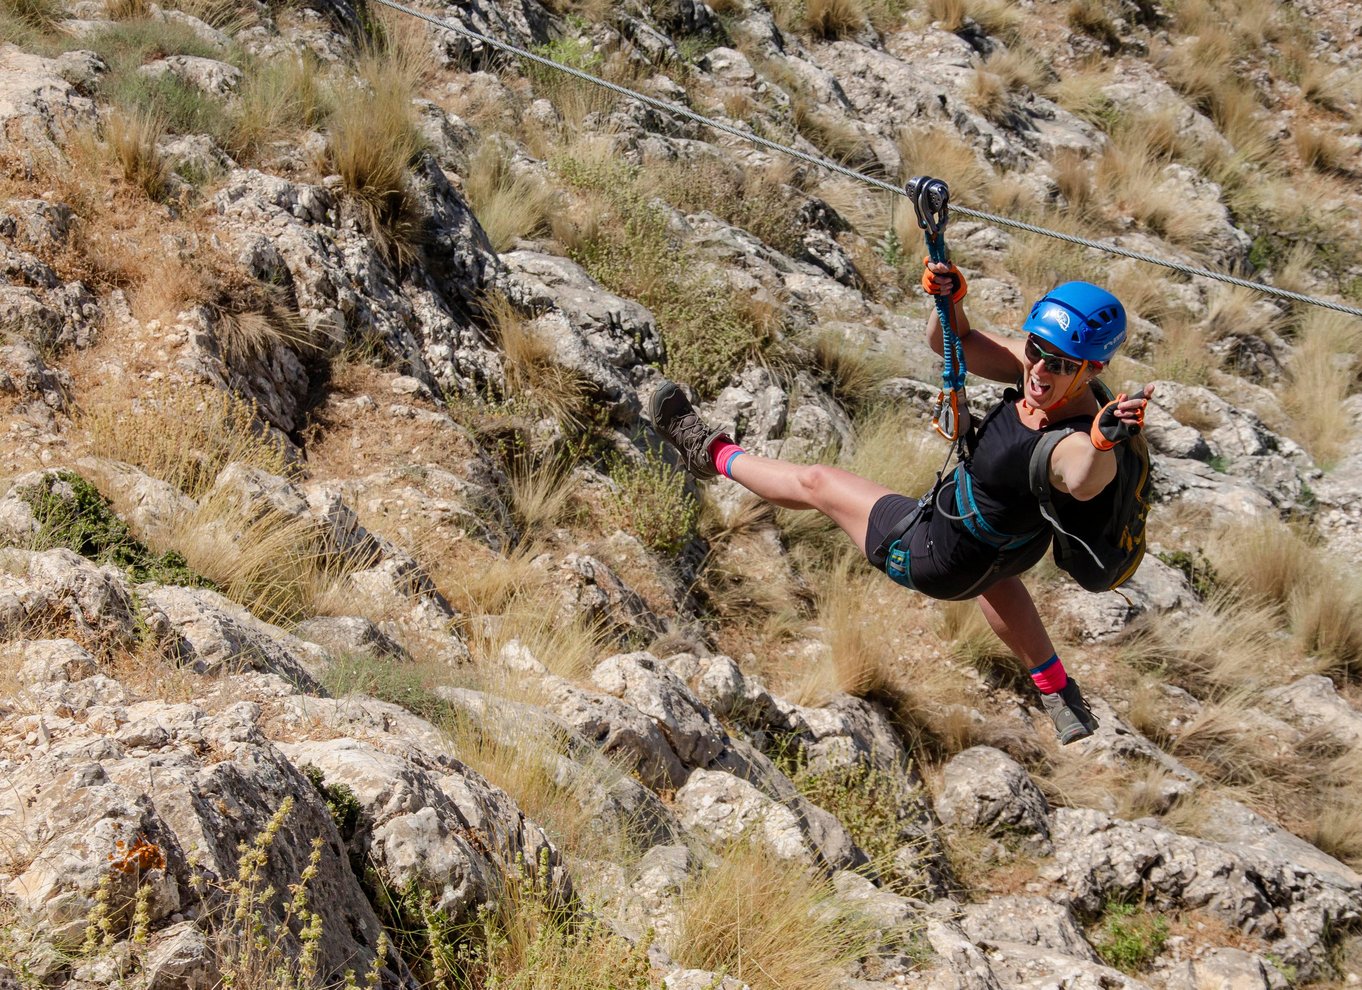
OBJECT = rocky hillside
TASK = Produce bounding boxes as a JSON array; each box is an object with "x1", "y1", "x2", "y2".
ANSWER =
[{"x1": 2, "y1": 0, "x2": 1362, "y2": 987}]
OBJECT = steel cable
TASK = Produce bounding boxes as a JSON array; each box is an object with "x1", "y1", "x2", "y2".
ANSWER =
[{"x1": 369, "y1": 0, "x2": 1362, "y2": 319}]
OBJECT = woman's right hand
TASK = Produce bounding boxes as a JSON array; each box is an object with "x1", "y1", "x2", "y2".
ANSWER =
[{"x1": 921, "y1": 259, "x2": 968, "y2": 301}]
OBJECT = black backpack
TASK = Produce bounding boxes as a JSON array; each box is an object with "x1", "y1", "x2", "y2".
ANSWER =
[{"x1": 1027, "y1": 382, "x2": 1153, "y2": 593}]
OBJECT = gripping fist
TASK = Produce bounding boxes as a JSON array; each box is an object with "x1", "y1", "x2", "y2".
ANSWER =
[
  {"x1": 921, "y1": 259, "x2": 968, "y2": 302},
  {"x1": 1090, "y1": 384, "x2": 1153, "y2": 450}
]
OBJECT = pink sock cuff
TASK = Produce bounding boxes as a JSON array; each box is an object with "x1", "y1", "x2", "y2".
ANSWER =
[
  {"x1": 1029, "y1": 653, "x2": 1068, "y2": 695},
  {"x1": 710, "y1": 439, "x2": 744, "y2": 478}
]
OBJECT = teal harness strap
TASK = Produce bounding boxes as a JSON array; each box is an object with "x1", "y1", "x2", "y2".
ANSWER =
[{"x1": 951, "y1": 465, "x2": 1044, "y2": 551}]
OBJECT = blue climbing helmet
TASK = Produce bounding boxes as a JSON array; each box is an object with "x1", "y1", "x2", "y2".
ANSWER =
[{"x1": 1022, "y1": 282, "x2": 1127, "y2": 364}]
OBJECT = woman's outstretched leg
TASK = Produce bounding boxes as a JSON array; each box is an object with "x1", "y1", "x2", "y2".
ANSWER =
[
  {"x1": 726, "y1": 455, "x2": 894, "y2": 554},
  {"x1": 649, "y1": 381, "x2": 892, "y2": 554},
  {"x1": 978, "y1": 576, "x2": 1098, "y2": 743}
]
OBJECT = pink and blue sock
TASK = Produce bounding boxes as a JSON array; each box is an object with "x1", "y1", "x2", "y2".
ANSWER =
[
  {"x1": 1029, "y1": 653, "x2": 1068, "y2": 695},
  {"x1": 709, "y1": 439, "x2": 745, "y2": 478}
]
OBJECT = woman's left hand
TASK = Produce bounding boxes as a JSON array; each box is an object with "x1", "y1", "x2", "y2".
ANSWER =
[{"x1": 1092, "y1": 383, "x2": 1154, "y2": 448}]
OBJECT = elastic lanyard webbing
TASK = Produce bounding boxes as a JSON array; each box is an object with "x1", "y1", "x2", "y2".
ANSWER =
[{"x1": 925, "y1": 233, "x2": 966, "y2": 391}]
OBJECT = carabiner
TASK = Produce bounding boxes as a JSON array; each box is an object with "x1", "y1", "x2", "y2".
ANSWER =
[{"x1": 933, "y1": 389, "x2": 971, "y2": 442}]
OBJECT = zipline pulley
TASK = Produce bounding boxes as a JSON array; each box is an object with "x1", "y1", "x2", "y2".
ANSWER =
[{"x1": 907, "y1": 176, "x2": 969, "y2": 446}]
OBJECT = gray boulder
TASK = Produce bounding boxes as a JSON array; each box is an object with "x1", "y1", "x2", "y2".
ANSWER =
[{"x1": 935, "y1": 746, "x2": 1051, "y2": 851}]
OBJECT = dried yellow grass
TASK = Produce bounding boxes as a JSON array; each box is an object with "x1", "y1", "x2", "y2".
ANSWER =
[
  {"x1": 79, "y1": 382, "x2": 293, "y2": 499},
  {"x1": 449, "y1": 710, "x2": 639, "y2": 863},
  {"x1": 895, "y1": 125, "x2": 994, "y2": 208},
  {"x1": 1123, "y1": 592, "x2": 1288, "y2": 697},
  {"x1": 103, "y1": 108, "x2": 169, "y2": 201},
  {"x1": 1045, "y1": 63, "x2": 1116, "y2": 126},
  {"x1": 464, "y1": 137, "x2": 558, "y2": 252},
  {"x1": 1283, "y1": 309, "x2": 1362, "y2": 466},
  {"x1": 1203, "y1": 516, "x2": 1316, "y2": 609},
  {"x1": 671, "y1": 840, "x2": 879, "y2": 990},
  {"x1": 167, "y1": 488, "x2": 335, "y2": 626},
  {"x1": 793, "y1": 553, "x2": 899, "y2": 704},
  {"x1": 326, "y1": 49, "x2": 428, "y2": 266},
  {"x1": 481, "y1": 293, "x2": 591, "y2": 429},
  {"x1": 806, "y1": 0, "x2": 867, "y2": 38},
  {"x1": 1150, "y1": 312, "x2": 1217, "y2": 385}
]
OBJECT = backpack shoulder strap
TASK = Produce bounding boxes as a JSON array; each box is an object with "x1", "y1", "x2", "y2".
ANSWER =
[
  {"x1": 1029, "y1": 427, "x2": 1085, "y2": 562},
  {"x1": 1028, "y1": 428, "x2": 1076, "y2": 502}
]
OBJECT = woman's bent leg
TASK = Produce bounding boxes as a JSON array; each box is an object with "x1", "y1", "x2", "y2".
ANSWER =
[
  {"x1": 727, "y1": 453, "x2": 894, "y2": 555},
  {"x1": 976, "y1": 576, "x2": 1056, "y2": 668}
]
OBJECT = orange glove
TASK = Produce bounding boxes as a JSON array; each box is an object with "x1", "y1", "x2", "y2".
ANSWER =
[
  {"x1": 1090, "y1": 392, "x2": 1146, "y2": 450},
  {"x1": 921, "y1": 258, "x2": 968, "y2": 302}
]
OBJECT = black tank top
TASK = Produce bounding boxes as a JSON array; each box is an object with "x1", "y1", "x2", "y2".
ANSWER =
[{"x1": 964, "y1": 388, "x2": 1092, "y2": 536}]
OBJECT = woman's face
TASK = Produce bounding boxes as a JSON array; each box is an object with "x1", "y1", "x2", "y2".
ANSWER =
[{"x1": 1022, "y1": 335, "x2": 1084, "y2": 409}]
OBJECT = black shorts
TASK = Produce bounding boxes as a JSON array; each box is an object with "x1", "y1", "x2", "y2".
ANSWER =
[{"x1": 863, "y1": 491, "x2": 1050, "y2": 601}]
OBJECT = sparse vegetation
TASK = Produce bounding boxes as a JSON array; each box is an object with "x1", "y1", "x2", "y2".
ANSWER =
[
  {"x1": 605, "y1": 448, "x2": 699, "y2": 555},
  {"x1": 464, "y1": 137, "x2": 559, "y2": 252},
  {"x1": 78, "y1": 382, "x2": 292, "y2": 499},
  {"x1": 554, "y1": 154, "x2": 776, "y2": 396},
  {"x1": 671, "y1": 839, "x2": 879, "y2": 990},
  {"x1": 1091, "y1": 901, "x2": 1169, "y2": 973}
]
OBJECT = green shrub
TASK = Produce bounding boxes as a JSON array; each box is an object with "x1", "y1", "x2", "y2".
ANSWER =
[
  {"x1": 85, "y1": 19, "x2": 236, "y2": 143},
  {"x1": 556, "y1": 157, "x2": 774, "y2": 395},
  {"x1": 17, "y1": 470, "x2": 212, "y2": 588},
  {"x1": 606, "y1": 449, "x2": 699, "y2": 555},
  {"x1": 1092, "y1": 902, "x2": 1169, "y2": 972},
  {"x1": 1155, "y1": 549, "x2": 1220, "y2": 600}
]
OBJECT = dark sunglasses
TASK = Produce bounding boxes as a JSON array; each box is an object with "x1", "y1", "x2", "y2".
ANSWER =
[{"x1": 1025, "y1": 336, "x2": 1082, "y2": 376}]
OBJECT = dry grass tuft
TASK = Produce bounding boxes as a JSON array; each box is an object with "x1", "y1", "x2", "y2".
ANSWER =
[
  {"x1": 1292, "y1": 122, "x2": 1352, "y2": 175},
  {"x1": 481, "y1": 293, "x2": 592, "y2": 428},
  {"x1": 1121, "y1": 593, "x2": 1287, "y2": 697},
  {"x1": 896, "y1": 125, "x2": 994, "y2": 208},
  {"x1": 1285, "y1": 311, "x2": 1362, "y2": 466},
  {"x1": 79, "y1": 382, "x2": 292, "y2": 499},
  {"x1": 812, "y1": 330, "x2": 908, "y2": 415},
  {"x1": 936, "y1": 600, "x2": 1016, "y2": 684},
  {"x1": 1045, "y1": 63, "x2": 1116, "y2": 126},
  {"x1": 1150, "y1": 312, "x2": 1217, "y2": 385},
  {"x1": 228, "y1": 55, "x2": 329, "y2": 163},
  {"x1": 104, "y1": 0, "x2": 150, "y2": 18},
  {"x1": 1203, "y1": 516, "x2": 1316, "y2": 609},
  {"x1": 326, "y1": 52, "x2": 428, "y2": 267},
  {"x1": 3, "y1": 0, "x2": 62, "y2": 32},
  {"x1": 103, "y1": 109, "x2": 169, "y2": 201},
  {"x1": 168, "y1": 488, "x2": 334, "y2": 626},
  {"x1": 464, "y1": 137, "x2": 558, "y2": 252},
  {"x1": 450, "y1": 711, "x2": 639, "y2": 863},
  {"x1": 1168, "y1": 692, "x2": 1286, "y2": 793},
  {"x1": 671, "y1": 840, "x2": 879, "y2": 990},
  {"x1": 793, "y1": 553, "x2": 899, "y2": 704},
  {"x1": 806, "y1": 0, "x2": 867, "y2": 38}
]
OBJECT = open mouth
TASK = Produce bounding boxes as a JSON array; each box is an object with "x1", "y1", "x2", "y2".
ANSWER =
[{"x1": 1028, "y1": 374, "x2": 1052, "y2": 402}]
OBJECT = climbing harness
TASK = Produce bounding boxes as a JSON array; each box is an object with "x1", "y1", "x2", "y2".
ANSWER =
[{"x1": 906, "y1": 176, "x2": 970, "y2": 447}]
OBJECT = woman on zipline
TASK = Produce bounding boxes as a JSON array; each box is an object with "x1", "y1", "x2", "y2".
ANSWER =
[{"x1": 649, "y1": 262, "x2": 1154, "y2": 744}]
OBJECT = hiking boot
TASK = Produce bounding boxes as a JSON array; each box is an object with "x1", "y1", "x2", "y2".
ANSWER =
[
  {"x1": 1041, "y1": 677, "x2": 1099, "y2": 745},
  {"x1": 648, "y1": 380, "x2": 730, "y2": 481}
]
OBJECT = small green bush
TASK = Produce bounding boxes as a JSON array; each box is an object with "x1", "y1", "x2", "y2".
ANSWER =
[
  {"x1": 1155, "y1": 549, "x2": 1220, "y2": 600},
  {"x1": 556, "y1": 158, "x2": 774, "y2": 395},
  {"x1": 776, "y1": 742, "x2": 930, "y2": 895},
  {"x1": 1092, "y1": 902, "x2": 1169, "y2": 972},
  {"x1": 18, "y1": 470, "x2": 212, "y2": 588},
  {"x1": 606, "y1": 449, "x2": 699, "y2": 555}
]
